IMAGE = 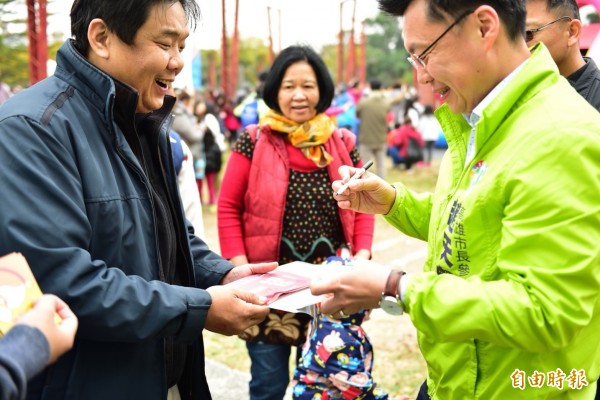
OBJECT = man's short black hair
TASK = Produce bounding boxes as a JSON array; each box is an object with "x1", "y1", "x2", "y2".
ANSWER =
[
  {"x1": 370, "y1": 80, "x2": 383, "y2": 90},
  {"x1": 543, "y1": 0, "x2": 581, "y2": 20},
  {"x1": 378, "y1": 0, "x2": 527, "y2": 42},
  {"x1": 70, "y1": 0, "x2": 201, "y2": 56},
  {"x1": 262, "y1": 45, "x2": 335, "y2": 115}
]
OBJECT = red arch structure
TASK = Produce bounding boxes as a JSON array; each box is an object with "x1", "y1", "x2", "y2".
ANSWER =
[{"x1": 26, "y1": 0, "x2": 47, "y2": 86}]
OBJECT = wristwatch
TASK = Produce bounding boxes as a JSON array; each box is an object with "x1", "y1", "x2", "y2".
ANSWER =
[{"x1": 379, "y1": 270, "x2": 406, "y2": 315}]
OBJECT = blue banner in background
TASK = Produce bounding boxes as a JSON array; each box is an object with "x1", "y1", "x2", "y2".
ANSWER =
[{"x1": 192, "y1": 54, "x2": 202, "y2": 90}]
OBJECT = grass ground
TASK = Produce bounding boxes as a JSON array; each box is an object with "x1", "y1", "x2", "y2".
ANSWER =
[{"x1": 202, "y1": 154, "x2": 443, "y2": 398}]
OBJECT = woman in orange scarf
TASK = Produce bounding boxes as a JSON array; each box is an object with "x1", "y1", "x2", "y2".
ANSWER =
[{"x1": 217, "y1": 45, "x2": 375, "y2": 399}]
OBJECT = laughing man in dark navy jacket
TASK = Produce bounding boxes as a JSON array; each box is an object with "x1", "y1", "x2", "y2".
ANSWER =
[{"x1": 0, "y1": 1, "x2": 276, "y2": 399}]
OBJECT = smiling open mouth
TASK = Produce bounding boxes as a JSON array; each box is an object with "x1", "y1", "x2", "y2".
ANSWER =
[{"x1": 156, "y1": 79, "x2": 169, "y2": 89}]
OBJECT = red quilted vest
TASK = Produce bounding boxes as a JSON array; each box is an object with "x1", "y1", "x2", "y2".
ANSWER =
[{"x1": 243, "y1": 124, "x2": 358, "y2": 263}]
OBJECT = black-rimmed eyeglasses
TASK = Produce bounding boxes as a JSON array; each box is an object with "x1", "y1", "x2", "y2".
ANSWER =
[
  {"x1": 407, "y1": 9, "x2": 474, "y2": 70},
  {"x1": 525, "y1": 16, "x2": 572, "y2": 42}
]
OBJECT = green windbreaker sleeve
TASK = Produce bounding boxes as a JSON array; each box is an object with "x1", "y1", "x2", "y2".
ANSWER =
[{"x1": 384, "y1": 183, "x2": 433, "y2": 241}]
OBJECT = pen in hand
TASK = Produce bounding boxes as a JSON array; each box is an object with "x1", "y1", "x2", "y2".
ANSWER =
[{"x1": 334, "y1": 160, "x2": 374, "y2": 196}]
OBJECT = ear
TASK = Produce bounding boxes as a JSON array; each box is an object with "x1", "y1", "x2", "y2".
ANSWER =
[
  {"x1": 473, "y1": 5, "x2": 500, "y2": 51},
  {"x1": 87, "y1": 18, "x2": 111, "y2": 60},
  {"x1": 567, "y1": 18, "x2": 583, "y2": 48}
]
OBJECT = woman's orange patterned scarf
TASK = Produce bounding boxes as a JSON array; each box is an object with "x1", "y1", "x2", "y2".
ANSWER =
[{"x1": 260, "y1": 110, "x2": 336, "y2": 167}]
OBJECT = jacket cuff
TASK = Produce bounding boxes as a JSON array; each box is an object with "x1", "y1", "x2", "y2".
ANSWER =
[
  {"x1": 174, "y1": 288, "x2": 212, "y2": 344},
  {"x1": 0, "y1": 324, "x2": 50, "y2": 381}
]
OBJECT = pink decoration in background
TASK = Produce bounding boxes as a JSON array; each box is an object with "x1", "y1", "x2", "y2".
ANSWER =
[{"x1": 577, "y1": 0, "x2": 600, "y2": 11}]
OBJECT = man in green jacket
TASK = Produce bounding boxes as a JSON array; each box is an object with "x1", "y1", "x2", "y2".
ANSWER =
[{"x1": 312, "y1": 0, "x2": 600, "y2": 399}]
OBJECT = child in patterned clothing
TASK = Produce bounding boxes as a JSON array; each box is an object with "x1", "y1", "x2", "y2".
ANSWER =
[{"x1": 291, "y1": 257, "x2": 389, "y2": 400}]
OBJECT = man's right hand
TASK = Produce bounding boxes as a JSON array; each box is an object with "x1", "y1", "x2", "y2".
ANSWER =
[
  {"x1": 205, "y1": 285, "x2": 269, "y2": 336},
  {"x1": 333, "y1": 165, "x2": 396, "y2": 215}
]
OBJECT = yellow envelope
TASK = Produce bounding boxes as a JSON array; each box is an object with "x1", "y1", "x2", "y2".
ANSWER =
[{"x1": 0, "y1": 252, "x2": 44, "y2": 335}]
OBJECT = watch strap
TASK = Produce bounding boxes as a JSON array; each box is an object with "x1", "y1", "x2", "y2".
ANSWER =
[{"x1": 384, "y1": 270, "x2": 405, "y2": 297}]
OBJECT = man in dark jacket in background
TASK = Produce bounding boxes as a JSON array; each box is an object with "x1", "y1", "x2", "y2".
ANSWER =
[
  {"x1": 0, "y1": 1, "x2": 275, "y2": 399},
  {"x1": 526, "y1": 0, "x2": 600, "y2": 111}
]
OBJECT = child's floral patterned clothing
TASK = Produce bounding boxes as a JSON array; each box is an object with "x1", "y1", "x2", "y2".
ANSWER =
[{"x1": 291, "y1": 308, "x2": 388, "y2": 399}]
